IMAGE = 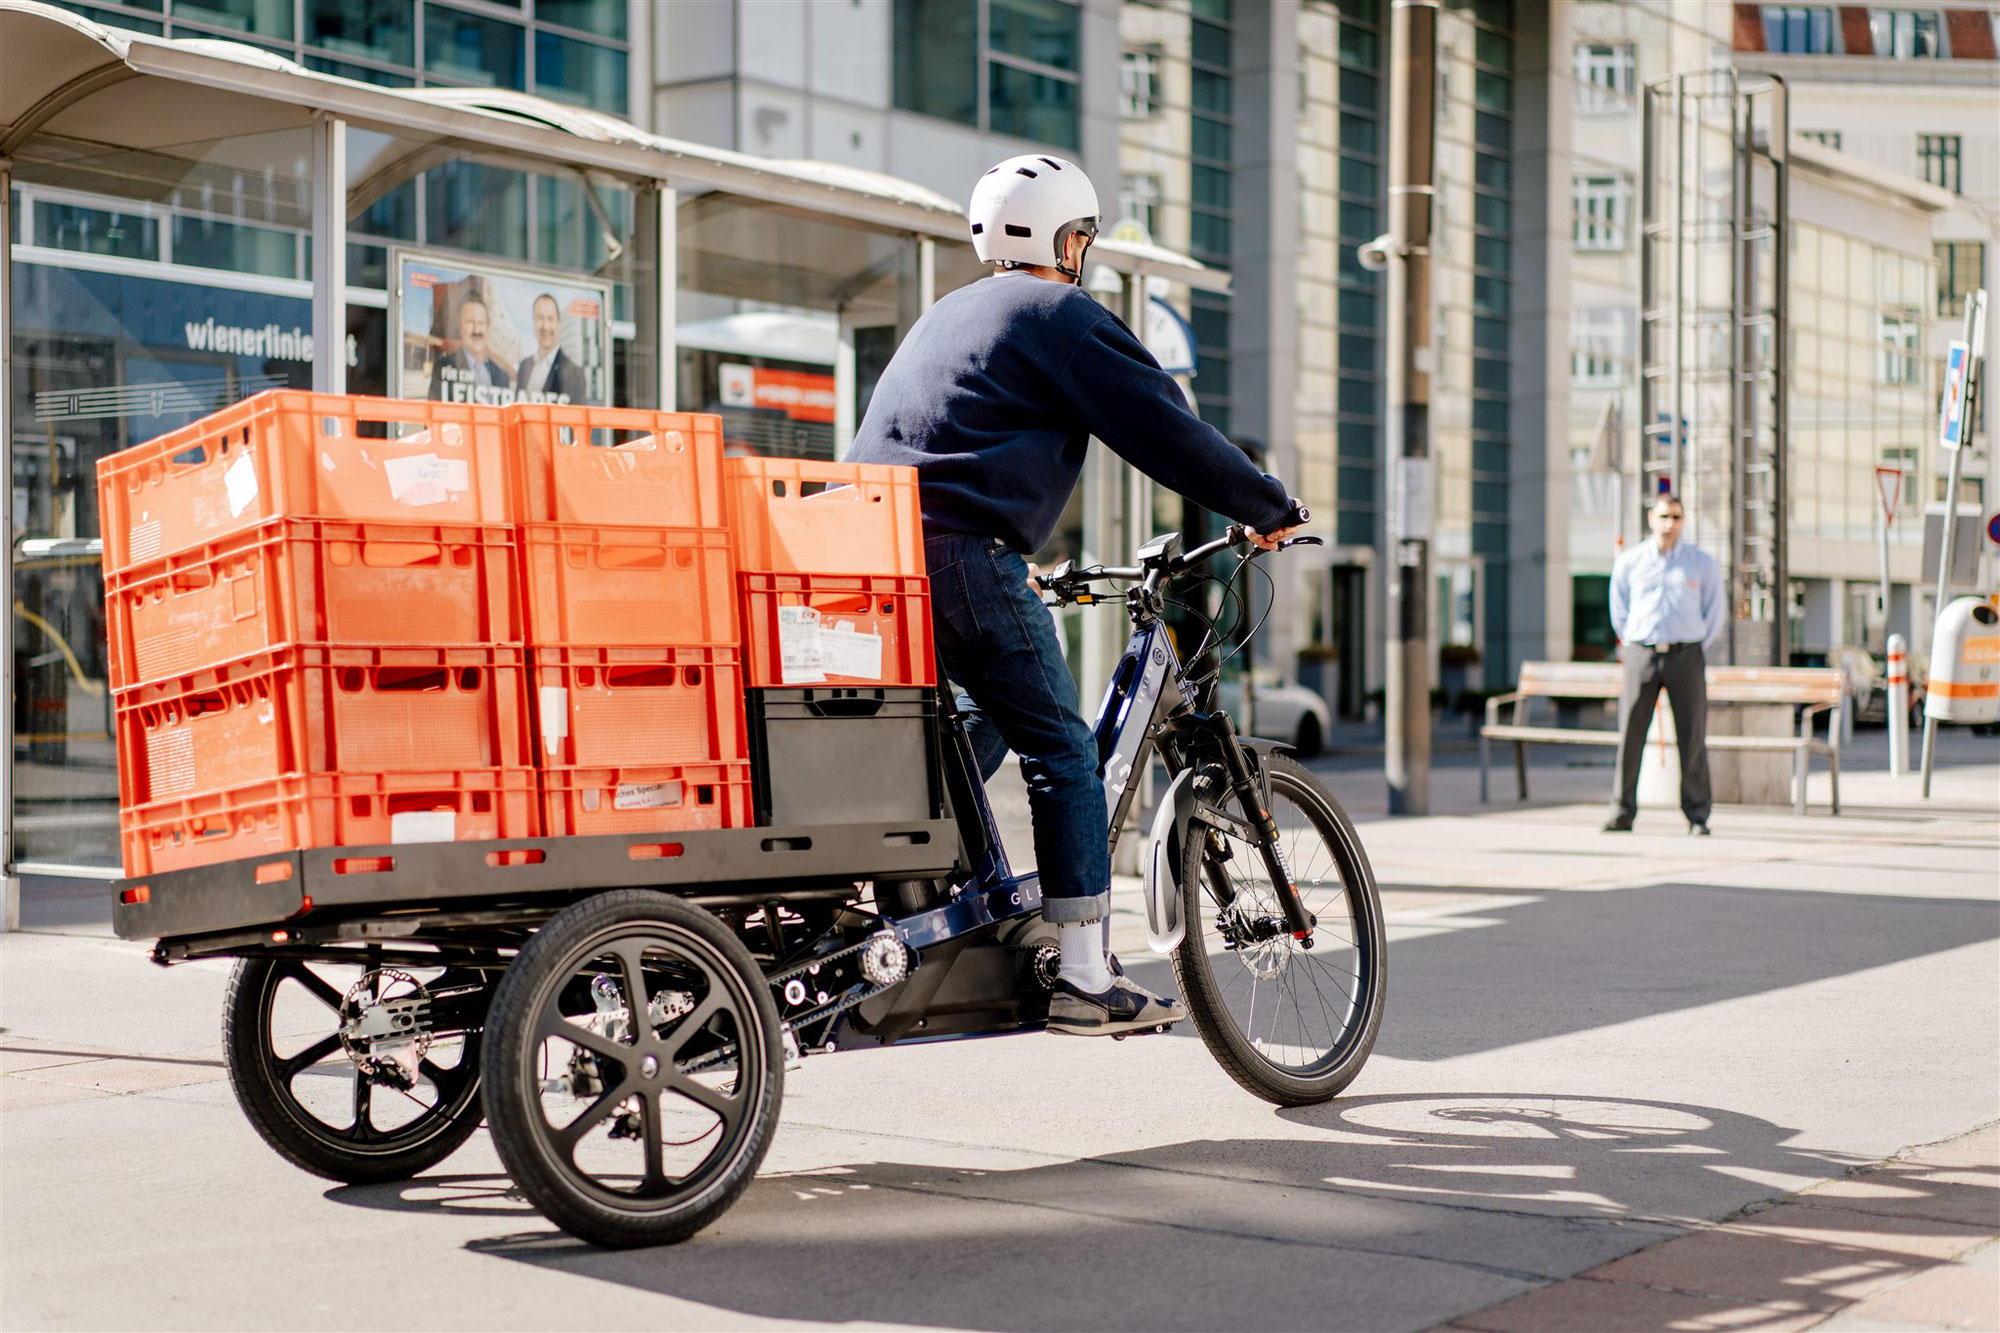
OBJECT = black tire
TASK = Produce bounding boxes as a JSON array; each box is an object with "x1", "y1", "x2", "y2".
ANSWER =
[
  {"x1": 222, "y1": 957, "x2": 487, "y2": 1185},
  {"x1": 1293, "y1": 713, "x2": 1324, "y2": 758},
  {"x1": 1171, "y1": 754, "x2": 1386, "y2": 1106},
  {"x1": 483, "y1": 891, "x2": 784, "y2": 1249}
]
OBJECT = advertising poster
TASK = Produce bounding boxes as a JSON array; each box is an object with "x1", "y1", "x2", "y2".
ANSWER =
[{"x1": 393, "y1": 250, "x2": 609, "y2": 406}]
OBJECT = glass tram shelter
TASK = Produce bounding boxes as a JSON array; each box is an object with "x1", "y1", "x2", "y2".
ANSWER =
[{"x1": 0, "y1": 0, "x2": 1225, "y2": 917}]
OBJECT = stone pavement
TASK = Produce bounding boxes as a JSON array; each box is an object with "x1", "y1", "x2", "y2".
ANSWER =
[{"x1": 0, "y1": 725, "x2": 1994, "y2": 1330}]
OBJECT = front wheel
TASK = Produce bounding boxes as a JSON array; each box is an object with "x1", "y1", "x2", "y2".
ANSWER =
[
  {"x1": 483, "y1": 891, "x2": 784, "y2": 1248},
  {"x1": 1171, "y1": 754, "x2": 1386, "y2": 1106}
]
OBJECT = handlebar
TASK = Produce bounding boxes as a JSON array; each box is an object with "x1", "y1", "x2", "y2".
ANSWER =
[{"x1": 1035, "y1": 506, "x2": 1322, "y2": 606}]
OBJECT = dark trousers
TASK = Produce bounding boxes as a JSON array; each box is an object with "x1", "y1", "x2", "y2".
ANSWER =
[
  {"x1": 924, "y1": 532, "x2": 1109, "y2": 924},
  {"x1": 1611, "y1": 643, "x2": 1712, "y2": 824}
]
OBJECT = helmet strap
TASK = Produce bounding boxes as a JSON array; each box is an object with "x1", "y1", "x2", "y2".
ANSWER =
[{"x1": 1055, "y1": 237, "x2": 1092, "y2": 285}]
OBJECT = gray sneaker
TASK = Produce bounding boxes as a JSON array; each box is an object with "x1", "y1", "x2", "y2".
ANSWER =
[{"x1": 1047, "y1": 975, "x2": 1188, "y2": 1036}]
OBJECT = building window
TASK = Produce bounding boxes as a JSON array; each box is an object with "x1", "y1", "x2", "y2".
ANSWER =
[
  {"x1": 1574, "y1": 43, "x2": 1635, "y2": 112},
  {"x1": 893, "y1": 0, "x2": 1082, "y2": 149},
  {"x1": 1121, "y1": 45, "x2": 1161, "y2": 118},
  {"x1": 1761, "y1": 6, "x2": 1837, "y2": 53},
  {"x1": 1571, "y1": 308, "x2": 1628, "y2": 387},
  {"x1": 1877, "y1": 312, "x2": 1921, "y2": 385},
  {"x1": 1118, "y1": 173, "x2": 1162, "y2": 235},
  {"x1": 1918, "y1": 134, "x2": 1962, "y2": 193},
  {"x1": 1937, "y1": 241, "x2": 1985, "y2": 317},
  {"x1": 1870, "y1": 8, "x2": 1943, "y2": 57},
  {"x1": 1572, "y1": 173, "x2": 1630, "y2": 251},
  {"x1": 1799, "y1": 129, "x2": 1841, "y2": 149}
]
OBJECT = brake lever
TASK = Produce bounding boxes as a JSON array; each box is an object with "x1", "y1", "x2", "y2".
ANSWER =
[{"x1": 1278, "y1": 535, "x2": 1325, "y2": 551}]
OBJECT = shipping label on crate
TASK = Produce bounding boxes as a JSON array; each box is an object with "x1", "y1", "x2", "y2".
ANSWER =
[
  {"x1": 382, "y1": 453, "x2": 471, "y2": 508},
  {"x1": 777, "y1": 606, "x2": 884, "y2": 683},
  {"x1": 614, "y1": 780, "x2": 684, "y2": 810}
]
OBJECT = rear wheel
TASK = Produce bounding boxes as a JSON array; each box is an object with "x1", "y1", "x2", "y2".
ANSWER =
[
  {"x1": 222, "y1": 956, "x2": 488, "y2": 1184},
  {"x1": 483, "y1": 891, "x2": 784, "y2": 1248},
  {"x1": 1171, "y1": 754, "x2": 1386, "y2": 1106}
]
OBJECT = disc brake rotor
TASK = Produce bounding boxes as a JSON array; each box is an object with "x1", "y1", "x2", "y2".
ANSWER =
[{"x1": 338, "y1": 968, "x2": 434, "y2": 1091}]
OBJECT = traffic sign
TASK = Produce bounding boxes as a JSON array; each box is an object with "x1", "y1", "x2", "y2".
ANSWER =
[
  {"x1": 1940, "y1": 341, "x2": 1970, "y2": 450},
  {"x1": 1874, "y1": 466, "x2": 1903, "y2": 524},
  {"x1": 1988, "y1": 511, "x2": 2000, "y2": 547}
]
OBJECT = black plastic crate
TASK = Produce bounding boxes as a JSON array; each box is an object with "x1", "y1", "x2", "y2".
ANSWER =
[{"x1": 746, "y1": 687, "x2": 941, "y2": 827}]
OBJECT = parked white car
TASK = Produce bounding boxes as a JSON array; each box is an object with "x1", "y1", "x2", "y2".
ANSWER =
[{"x1": 1213, "y1": 667, "x2": 1332, "y2": 756}]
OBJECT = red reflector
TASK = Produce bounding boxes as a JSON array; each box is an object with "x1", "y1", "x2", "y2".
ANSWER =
[
  {"x1": 486, "y1": 849, "x2": 547, "y2": 868},
  {"x1": 119, "y1": 885, "x2": 151, "y2": 905},
  {"x1": 254, "y1": 861, "x2": 293, "y2": 884},
  {"x1": 333, "y1": 857, "x2": 394, "y2": 875},
  {"x1": 270, "y1": 930, "x2": 290, "y2": 944},
  {"x1": 627, "y1": 842, "x2": 685, "y2": 861}
]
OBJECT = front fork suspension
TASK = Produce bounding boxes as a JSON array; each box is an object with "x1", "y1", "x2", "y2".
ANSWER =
[{"x1": 1212, "y1": 716, "x2": 1316, "y2": 946}]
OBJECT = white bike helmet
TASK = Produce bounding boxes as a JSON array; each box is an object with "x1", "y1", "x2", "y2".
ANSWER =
[{"x1": 968, "y1": 154, "x2": 1100, "y2": 279}]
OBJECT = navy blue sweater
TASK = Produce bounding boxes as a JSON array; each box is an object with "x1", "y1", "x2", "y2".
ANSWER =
[{"x1": 849, "y1": 272, "x2": 1292, "y2": 553}]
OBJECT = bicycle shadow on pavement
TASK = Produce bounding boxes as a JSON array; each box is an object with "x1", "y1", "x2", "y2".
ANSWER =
[{"x1": 323, "y1": 1092, "x2": 1992, "y2": 1333}]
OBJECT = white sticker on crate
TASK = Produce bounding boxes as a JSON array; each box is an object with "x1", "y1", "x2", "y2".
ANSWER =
[
  {"x1": 538, "y1": 686, "x2": 570, "y2": 754},
  {"x1": 615, "y1": 780, "x2": 684, "y2": 810},
  {"x1": 777, "y1": 606, "x2": 827, "y2": 684},
  {"x1": 224, "y1": 453, "x2": 259, "y2": 518},
  {"x1": 383, "y1": 454, "x2": 471, "y2": 507},
  {"x1": 391, "y1": 810, "x2": 456, "y2": 844},
  {"x1": 820, "y1": 621, "x2": 884, "y2": 680}
]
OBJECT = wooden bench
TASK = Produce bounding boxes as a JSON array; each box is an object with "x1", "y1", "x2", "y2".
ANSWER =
[{"x1": 1480, "y1": 661, "x2": 1845, "y2": 815}]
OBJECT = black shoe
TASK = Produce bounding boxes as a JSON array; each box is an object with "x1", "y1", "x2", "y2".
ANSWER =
[
  {"x1": 1602, "y1": 815, "x2": 1634, "y2": 833},
  {"x1": 1689, "y1": 821, "x2": 1711, "y2": 836},
  {"x1": 1047, "y1": 975, "x2": 1188, "y2": 1036}
]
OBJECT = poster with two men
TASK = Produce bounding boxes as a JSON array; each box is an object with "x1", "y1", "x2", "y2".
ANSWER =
[{"x1": 394, "y1": 252, "x2": 609, "y2": 406}]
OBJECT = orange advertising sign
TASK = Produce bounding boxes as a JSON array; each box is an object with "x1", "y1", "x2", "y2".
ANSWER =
[{"x1": 718, "y1": 363, "x2": 837, "y2": 424}]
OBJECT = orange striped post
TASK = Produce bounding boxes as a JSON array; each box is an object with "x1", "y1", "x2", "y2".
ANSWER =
[{"x1": 1886, "y1": 634, "x2": 1909, "y2": 776}]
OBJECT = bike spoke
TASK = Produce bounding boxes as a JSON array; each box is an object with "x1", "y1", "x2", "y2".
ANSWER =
[
  {"x1": 554, "y1": 1084, "x2": 630, "y2": 1160},
  {"x1": 278, "y1": 960, "x2": 346, "y2": 1014},
  {"x1": 662, "y1": 990, "x2": 725, "y2": 1064},
  {"x1": 663, "y1": 1070, "x2": 740, "y2": 1126},
  {"x1": 277, "y1": 1032, "x2": 341, "y2": 1080},
  {"x1": 639, "y1": 1091, "x2": 668, "y2": 1194},
  {"x1": 541, "y1": 990, "x2": 630, "y2": 1062},
  {"x1": 612, "y1": 941, "x2": 655, "y2": 1027},
  {"x1": 351, "y1": 1068, "x2": 376, "y2": 1140}
]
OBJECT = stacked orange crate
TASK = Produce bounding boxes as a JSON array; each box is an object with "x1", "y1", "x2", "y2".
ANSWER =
[
  {"x1": 509, "y1": 405, "x2": 751, "y2": 835},
  {"x1": 99, "y1": 392, "x2": 533, "y2": 875},
  {"x1": 725, "y1": 459, "x2": 932, "y2": 691},
  {"x1": 724, "y1": 459, "x2": 934, "y2": 827}
]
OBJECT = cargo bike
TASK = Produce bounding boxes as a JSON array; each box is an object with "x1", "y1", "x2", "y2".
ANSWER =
[{"x1": 112, "y1": 523, "x2": 1386, "y2": 1249}]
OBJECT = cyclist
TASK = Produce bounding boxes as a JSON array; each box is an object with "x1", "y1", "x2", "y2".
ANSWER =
[{"x1": 850, "y1": 154, "x2": 1304, "y2": 1037}]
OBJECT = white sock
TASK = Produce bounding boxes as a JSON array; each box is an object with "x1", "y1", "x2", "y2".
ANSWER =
[{"x1": 1057, "y1": 921, "x2": 1114, "y2": 993}]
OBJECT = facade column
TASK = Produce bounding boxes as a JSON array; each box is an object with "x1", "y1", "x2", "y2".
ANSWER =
[
  {"x1": 310, "y1": 114, "x2": 347, "y2": 395},
  {"x1": 1, "y1": 156, "x2": 18, "y2": 929},
  {"x1": 1506, "y1": 0, "x2": 1574, "y2": 676},
  {"x1": 1231, "y1": 0, "x2": 1304, "y2": 668}
]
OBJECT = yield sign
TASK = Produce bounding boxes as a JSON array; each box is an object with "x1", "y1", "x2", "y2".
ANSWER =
[{"x1": 1874, "y1": 466, "x2": 1903, "y2": 525}]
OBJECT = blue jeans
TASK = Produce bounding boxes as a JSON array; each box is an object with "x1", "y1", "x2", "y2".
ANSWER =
[{"x1": 924, "y1": 532, "x2": 1109, "y2": 924}]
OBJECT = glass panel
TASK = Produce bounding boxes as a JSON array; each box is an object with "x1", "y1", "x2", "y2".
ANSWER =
[
  {"x1": 1339, "y1": 67, "x2": 1378, "y2": 111},
  {"x1": 1475, "y1": 152, "x2": 1509, "y2": 193},
  {"x1": 1338, "y1": 422, "x2": 1376, "y2": 458},
  {"x1": 174, "y1": 0, "x2": 292, "y2": 38},
  {"x1": 1339, "y1": 201, "x2": 1378, "y2": 239},
  {"x1": 36, "y1": 202, "x2": 160, "y2": 261},
  {"x1": 990, "y1": 0, "x2": 1080, "y2": 72},
  {"x1": 1474, "y1": 25, "x2": 1511, "y2": 70},
  {"x1": 1192, "y1": 68, "x2": 1233, "y2": 115},
  {"x1": 1339, "y1": 157, "x2": 1379, "y2": 198},
  {"x1": 1338, "y1": 334, "x2": 1375, "y2": 371},
  {"x1": 306, "y1": 0, "x2": 414, "y2": 66},
  {"x1": 988, "y1": 63, "x2": 1080, "y2": 149},
  {"x1": 1474, "y1": 69, "x2": 1511, "y2": 112},
  {"x1": 1192, "y1": 116, "x2": 1231, "y2": 161},
  {"x1": 53, "y1": 4, "x2": 163, "y2": 34},
  {"x1": 172, "y1": 215, "x2": 299, "y2": 278},
  {"x1": 1192, "y1": 19, "x2": 1231, "y2": 67},
  {"x1": 9, "y1": 128, "x2": 317, "y2": 868},
  {"x1": 304, "y1": 56, "x2": 416, "y2": 87},
  {"x1": 1190, "y1": 210, "x2": 1231, "y2": 258},
  {"x1": 1339, "y1": 116, "x2": 1377, "y2": 155},
  {"x1": 425, "y1": 161, "x2": 529, "y2": 259},
  {"x1": 1339, "y1": 22, "x2": 1379, "y2": 65},
  {"x1": 1191, "y1": 164, "x2": 1232, "y2": 211},
  {"x1": 894, "y1": 0, "x2": 978, "y2": 125},
  {"x1": 1475, "y1": 110, "x2": 1510, "y2": 151},
  {"x1": 424, "y1": 6, "x2": 526, "y2": 89},
  {"x1": 534, "y1": 30, "x2": 628, "y2": 112},
  {"x1": 538, "y1": 0, "x2": 628, "y2": 41}
]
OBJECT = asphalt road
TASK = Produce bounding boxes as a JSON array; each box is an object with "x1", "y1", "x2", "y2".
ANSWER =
[{"x1": 1, "y1": 728, "x2": 1994, "y2": 1331}]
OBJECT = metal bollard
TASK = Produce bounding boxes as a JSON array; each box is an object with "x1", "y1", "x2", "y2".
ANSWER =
[{"x1": 1887, "y1": 633, "x2": 1909, "y2": 777}]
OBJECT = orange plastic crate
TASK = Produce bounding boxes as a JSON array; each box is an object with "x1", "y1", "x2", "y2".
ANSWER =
[
  {"x1": 738, "y1": 571, "x2": 935, "y2": 688},
  {"x1": 540, "y1": 761, "x2": 753, "y2": 838},
  {"x1": 115, "y1": 645, "x2": 530, "y2": 809},
  {"x1": 105, "y1": 519, "x2": 520, "y2": 691},
  {"x1": 121, "y1": 768, "x2": 540, "y2": 877},
  {"x1": 510, "y1": 404, "x2": 726, "y2": 527},
  {"x1": 529, "y1": 644, "x2": 746, "y2": 769},
  {"x1": 724, "y1": 458, "x2": 923, "y2": 578},
  {"x1": 96, "y1": 391, "x2": 513, "y2": 575},
  {"x1": 520, "y1": 523, "x2": 737, "y2": 648}
]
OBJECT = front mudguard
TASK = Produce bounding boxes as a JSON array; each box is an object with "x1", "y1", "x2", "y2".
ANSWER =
[{"x1": 1140, "y1": 737, "x2": 1292, "y2": 954}]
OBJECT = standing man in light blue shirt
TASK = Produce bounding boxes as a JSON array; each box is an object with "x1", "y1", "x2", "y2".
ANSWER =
[{"x1": 1604, "y1": 493, "x2": 1727, "y2": 834}]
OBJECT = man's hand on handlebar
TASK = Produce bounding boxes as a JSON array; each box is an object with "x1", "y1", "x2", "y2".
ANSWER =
[{"x1": 1244, "y1": 523, "x2": 1302, "y2": 552}]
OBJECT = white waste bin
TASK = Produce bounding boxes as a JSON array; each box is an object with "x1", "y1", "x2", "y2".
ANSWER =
[{"x1": 1925, "y1": 596, "x2": 2000, "y2": 725}]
